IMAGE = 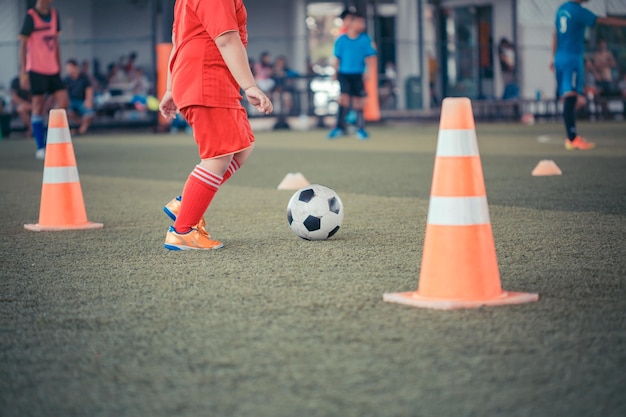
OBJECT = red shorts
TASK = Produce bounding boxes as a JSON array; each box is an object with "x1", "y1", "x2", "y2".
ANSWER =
[{"x1": 180, "y1": 106, "x2": 255, "y2": 159}]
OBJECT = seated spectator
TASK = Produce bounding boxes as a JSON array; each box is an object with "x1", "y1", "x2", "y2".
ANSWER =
[
  {"x1": 123, "y1": 52, "x2": 138, "y2": 75},
  {"x1": 10, "y1": 75, "x2": 33, "y2": 137},
  {"x1": 272, "y1": 56, "x2": 299, "y2": 115},
  {"x1": 619, "y1": 72, "x2": 626, "y2": 118},
  {"x1": 64, "y1": 59, "x2": 95, "y2": 135},
  {"x1": 254, "y1": 52, "x2": 275, "y2": 93},
  {"x1": 498, "y1": 38, "x2": 519, "y2": 100},
  {"x1": 593, "y1": 40, "x2": 618, "y2": 118},
  {"x1": 81, "y1": 59, "x2": 102, "y2": 94},
  {"x1": 130, "y1": 67, "x2": 151, "y2": 96},
  {"x1": 593, "y1": 39, "x2": 618, "y2": 96},
  {"x1": 106, "y1": 62, "x2": 128, "y2": 86},
  {"x1": 0, "y1": 98, "x2": 11, "y2": 138}
]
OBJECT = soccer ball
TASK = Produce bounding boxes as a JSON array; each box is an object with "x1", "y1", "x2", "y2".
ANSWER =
[{"x1": 287, "y1": 184, "x2": 344, "y2": 240}]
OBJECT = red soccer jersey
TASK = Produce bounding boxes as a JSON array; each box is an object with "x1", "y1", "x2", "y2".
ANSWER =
[
  {"x1": 25, "y1": 8, "x2": 60, "y2": 75},
  {"x1": 171, "y1": 0, "x2": 248, "y2": 109}
]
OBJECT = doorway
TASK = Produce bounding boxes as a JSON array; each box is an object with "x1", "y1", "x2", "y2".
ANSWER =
[{"x1": 440, "y1": 5, "x2": 494, "y2": 99}]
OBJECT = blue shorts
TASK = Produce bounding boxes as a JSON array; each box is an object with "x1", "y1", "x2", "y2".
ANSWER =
[
  {"x1": 69, "y1": 99, "x2": 95, "y2": 117},
  {"x1": 337, "y1": 73, "x2": 366, "y2": 97},
  {"x1": 555, "y1": 54, "x2": 584, "y2": 97}
]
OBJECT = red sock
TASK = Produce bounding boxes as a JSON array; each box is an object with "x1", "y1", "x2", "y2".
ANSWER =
[
  {"x1": 172, "y1": 158, "x2": 240, "y2": 213},
  {"x1": 174, "y1": 165, "x2": 222, "y2": 233},
  {"x1": 221, "y1": 157, "x2": 241, "y2": 184}
]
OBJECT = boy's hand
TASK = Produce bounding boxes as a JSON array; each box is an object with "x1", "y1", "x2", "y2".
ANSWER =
[
  {"x1": 19, "y1": 73, "x2": 30, "y2": 91},
  {"x1": 159, "y1": 91, "x2": 178, "y2": 119},
  {"x1": 245, "y1": 86, "x2": 273, "y2": 114}
]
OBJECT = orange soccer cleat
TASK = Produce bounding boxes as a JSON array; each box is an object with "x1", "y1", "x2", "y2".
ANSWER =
[
  {"x1": 163, "y1": 196, "x2": 211, "y2": 237},
  {"x1": 565, "y1": 136, "x2": 595, "y2": 150},
  {"x1": 164, "y1": 226, "x2": 223, "y2": 251}
]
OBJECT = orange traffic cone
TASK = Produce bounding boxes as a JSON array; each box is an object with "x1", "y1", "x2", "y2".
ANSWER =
[
  {"x1": 364, "y1": 55, "x2": 381, "y2": 122},
  {"x1": 383, "y1": 98, "x2": 538, "y2": 309},
  {"x1": 532, "y1": 160, "x2": 562, "y2": 176},
  {"x1": 24, "y1": 109, "x2": 103, "y2": 232}
]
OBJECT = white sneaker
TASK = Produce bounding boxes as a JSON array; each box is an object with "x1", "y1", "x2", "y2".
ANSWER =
[{"x1": 35, "y1": 148, "x2": 46, "y2": 160}]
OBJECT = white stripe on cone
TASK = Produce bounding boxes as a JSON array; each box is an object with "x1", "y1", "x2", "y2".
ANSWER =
[
  {"x1": 42, "y1": 166, "x2": 80, "y2": 184},
  {"x1": 46, "y1": 127, "x2": 72, "y2": 145},
  {"x1": 436, "y1": 130, "x2": 479, "y2": 157},
  {"x1": 426, "y1": 196, "x2": 491, "y2": 226}
]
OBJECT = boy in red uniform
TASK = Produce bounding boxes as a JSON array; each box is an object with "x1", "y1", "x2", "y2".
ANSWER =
[
  {"x1": 19, "y1": 0, "x2": 69, "y2": 159},
  {"x1": 159, "y1": 0, "x2": 273, "y2": 250}
]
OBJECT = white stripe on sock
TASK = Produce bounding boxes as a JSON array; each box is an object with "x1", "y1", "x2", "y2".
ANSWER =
[{"x1": 192, "y1": 166, "x2": 222, "y2": 189}]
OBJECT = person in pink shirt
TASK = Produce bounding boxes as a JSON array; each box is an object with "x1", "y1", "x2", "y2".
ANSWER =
[{"x1": 19, "y1": 0, "x2": 69, "y2": 159}]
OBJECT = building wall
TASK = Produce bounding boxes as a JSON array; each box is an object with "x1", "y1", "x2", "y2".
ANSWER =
[
  {"x1": 91, "y1": 0, "x2": 154, "y2": 75},
  {"x1": 246, "y1": 0, "x2": 294, "y2": 66},
  {"x1": 56, "y1": 0, "x2": 94, "y2": 67},
  {"x1": 0, "y1": 0, "x2": 21, "y2": 92}
]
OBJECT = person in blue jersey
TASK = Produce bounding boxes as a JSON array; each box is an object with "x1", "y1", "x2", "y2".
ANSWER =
[
  {"x1": 551, "y1": 0, "x2": 626, "y2": 150},
  {"x1": 328, "y1": 10, "x2": 377, "y2": 140}
]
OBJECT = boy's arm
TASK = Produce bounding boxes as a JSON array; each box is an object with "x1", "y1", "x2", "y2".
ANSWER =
[
  {"x1": 214, "y1": 31, "x2": 256, "y2": 90},
  {"x1": 18, "y1": 37, "x2": 29, "y2": 89},
  {"x1": 85, "y1": 86, "x2": 94, "y2": 108},
  {"x1": 55, "y1": 15, "x2": 62, "y2": 73},
  {"x1": 18, "y1": 14, "x2": 32, "y2": 89},
  {"x1": 55, "y1": 37, "x2": 62, "y2": 75},
  {"x1": 159, "y1": 34, "x2": 178, "y2": 119},
  {"x1": 166, "y1": 34, "x2": 176, "y2": 92},
  {"x1": 214, "y1": 31, "x2": 272, "y2": 114},
  {"x1": 597, "y1": 16, "x2": 626, "y2": 27}
]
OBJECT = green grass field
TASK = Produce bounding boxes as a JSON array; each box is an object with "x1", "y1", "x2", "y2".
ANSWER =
[{"x1": 1, "y1": 120, "x2": 625, "y2": 417}]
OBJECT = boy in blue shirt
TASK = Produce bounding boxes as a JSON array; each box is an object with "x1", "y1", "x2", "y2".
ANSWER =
[
  {"x1": 551, "y1": 0, "x2": 626, "y2": 150},
  {"x1": 328, "y1": 10, "x2": 376, "y2": 140}
]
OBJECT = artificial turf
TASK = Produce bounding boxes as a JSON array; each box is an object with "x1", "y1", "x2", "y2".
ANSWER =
[{"x1": 1, "y1": 121, "x2": 625, "y2": 416}]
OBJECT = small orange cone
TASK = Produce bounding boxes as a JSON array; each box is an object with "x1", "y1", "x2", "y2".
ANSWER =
[
  {"x1": 532, "y1": 160, "x2": 562, "y2": 176},
  {"x1": 24, "y1": 109, "x2": 103, "y2": 232},
  {"x1": 277, "y1": 172, "x2": 310, "y2": 190},
  {"x1": 383, "y1": 98, "x2": 538, "y2": 309}
]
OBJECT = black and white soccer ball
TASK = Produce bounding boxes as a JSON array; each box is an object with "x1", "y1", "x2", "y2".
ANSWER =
[{"x1": 287, "y1": 184, "x2": 344, "y2": 240}]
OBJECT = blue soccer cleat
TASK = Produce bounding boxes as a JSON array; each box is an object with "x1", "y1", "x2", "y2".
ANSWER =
[{"x1": 327, "y1": 127, "x2": 345, "y2": 139}]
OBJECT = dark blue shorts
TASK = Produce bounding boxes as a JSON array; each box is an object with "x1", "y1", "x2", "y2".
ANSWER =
[
  {"x1": 28, "y1": 71, "x2": 66, "y2": 96},
  {"x1": 338, "y1": 73, "x2": 366, "y2": 97}
]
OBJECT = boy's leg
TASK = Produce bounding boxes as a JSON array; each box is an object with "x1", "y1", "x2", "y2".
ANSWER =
[
  {"x1": 328, "y1": 94, "x2": 349, "y2": 138},
  {"x1": 335, "y1": 94, "x2": 349, "y2": 130},
  {"x1": 223, "y1": 144, "x2": 254, "y2": 182},
  {"x1": 53, "y1": 87, "x2": 69, "y2": 111},
  {"x1": 559, "y1": 63, "x2": 594, "y2": 150},
  {"x1": 353, "y1": 94, "x2": 368, "y2": 140},
  {"x1": 353, "y1": 96, "x2": 365, "y2": 128},
  {"x1": 173, "y1": 156, "x2": 231, "y2": 234},
  {"x1": 329, "y1": 74, "x2": 349, "y2": 138},
  {"x1": 164, "y1": 157, "x2": 229, "y2": 250},
  {"x1": 563, "y1": 93, "x2": 578, "y2": 141},
  {"x1": 163, "y1": 144, "x2": 254, "y2": 225},
  {"x1": 31, "y1": 95, "x2": 46, "y2": 152}
]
